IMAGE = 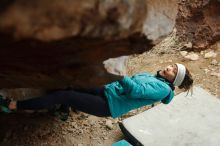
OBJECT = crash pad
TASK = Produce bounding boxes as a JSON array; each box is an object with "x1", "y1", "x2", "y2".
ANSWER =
[{"x1": 120, "y1": 86, "x2": 220, "y2": 146}]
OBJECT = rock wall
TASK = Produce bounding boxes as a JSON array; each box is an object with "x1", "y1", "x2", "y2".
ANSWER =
[
  {"x1": 0, "y1": 0, "x2": 178, "y2": 88},
  {"x1": 176, "y1": 0, "x2": 220, "y2": 49},
  {"x1": 0, "y1": 0, "x2": 177, "y2": 42}
]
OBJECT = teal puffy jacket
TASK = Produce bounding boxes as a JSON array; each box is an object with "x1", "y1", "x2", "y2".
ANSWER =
[{"x1": 104, "y1": 72, "x2": 174, "y2": 118}]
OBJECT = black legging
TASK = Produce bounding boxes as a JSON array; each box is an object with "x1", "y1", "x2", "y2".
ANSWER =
[{"x1": 17, "y1": 87, "x2": 111, "y2": 117}]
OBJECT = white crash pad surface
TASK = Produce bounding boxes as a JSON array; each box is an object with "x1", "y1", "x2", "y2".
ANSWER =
[{"x1": 122, "y1": 86, "x2": 220, "y2": 146}]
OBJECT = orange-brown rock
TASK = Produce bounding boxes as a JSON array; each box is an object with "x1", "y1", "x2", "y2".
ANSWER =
[{"x1": 176, "y1": 0, "x2": 220, "y2": 49}]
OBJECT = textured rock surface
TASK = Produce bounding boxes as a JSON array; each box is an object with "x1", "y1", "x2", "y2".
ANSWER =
[
  {"x1": 0, "y1": 0, "x2": 178, "y2": 88},
  {"x1": 176, "y1": 0, "x2": 220, "y2": 49},
  {"x1": 0, "y1": 0, "x2": 178, "y2": 42}
]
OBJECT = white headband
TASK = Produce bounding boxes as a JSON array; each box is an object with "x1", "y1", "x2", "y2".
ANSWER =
[{"x1": 173, "y1": 63, "x2": 186, "y2": 86}]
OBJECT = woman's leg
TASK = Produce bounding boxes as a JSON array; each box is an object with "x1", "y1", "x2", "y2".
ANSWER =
[
  {"x1": 15, "y1": 90, "x2": 111, "y2": 117},
  {"x1": 71, "y1": 87, "x2": 105, "y2": 98}
]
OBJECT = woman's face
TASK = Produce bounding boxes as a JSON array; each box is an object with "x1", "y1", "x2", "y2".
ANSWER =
[{"x1": 159, "y1": 64, "x2": 178, "y2": 82}]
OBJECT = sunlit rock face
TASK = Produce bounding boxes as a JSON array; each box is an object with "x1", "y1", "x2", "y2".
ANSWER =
[
  {"x1": 0, "y1": 0, "x2": 178, "y2": 88},
  {"x1": 176, "y1": 0, "x2": 220, "y2": 49}
]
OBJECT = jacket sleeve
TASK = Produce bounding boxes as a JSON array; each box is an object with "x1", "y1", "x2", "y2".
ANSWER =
[
  {"x1": 119, "y1": 76, "x2": 170, "y2": 100},
  {"x1": 161, "y1": 91, "x2": 174, "y2": 104}
]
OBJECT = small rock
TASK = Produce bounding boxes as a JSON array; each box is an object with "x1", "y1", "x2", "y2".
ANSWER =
[
  {"x1": 91, "y1": 137, "x2": 99, "y2": 140},
  {"x1": 105, "y1": 120, "x2": 113, "y2": 130},
  {"x1": 104, "y1": 137, "x2": 108, "y2": 140},
  {"x1": 78, "y1": 129, "x2": 84, "y2": 134},
  {"x1": 113, "y1": 118, "x2": 119, "y2": 124},
  {"x1": 184, "y1": 52, "x2": 199, "y2": 61},
  {"x1": 210, "y1": 59, "x2": 218, "y2": 66},
  {"x1": 184, "y1": 42, "x2": 192, "y2": 48},
  {"x1": 180, "y1": 51, "x2": 188, "y2": 56},
  {"x1": 62, "y1": 131, "x2": 68, "y2": 135},
  {"x1": 204, "y1": 51, "x2": 217, "y2": 58},
  {"x1": 200, "y1": 51, "x2": 204, "y2": 55},
  {"x1": 70, "y1": 121, "x2": 77, "y2": 127},
  {"x1": 103, "y1": 56, "x2": 128, "y2": 76},
  {"x1": 203, "y1": 69, "x2": 210, "y2": 74},
  {"x1": 67, "y1": 128, "x2": 75, "y2": 133},
  {"x1": 87, "y1": 115, "x2": 101, "y2": 126},
  {"x1": 210, "y1": 72, "x2": 220, "y2": 78}
]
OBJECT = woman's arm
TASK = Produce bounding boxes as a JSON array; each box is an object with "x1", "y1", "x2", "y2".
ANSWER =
[{"x1": 119, "y1": 76, "x2": 170, "y2": 100}]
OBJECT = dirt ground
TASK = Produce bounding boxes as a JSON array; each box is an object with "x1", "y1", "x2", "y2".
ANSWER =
[{"x1": 0, "y1": 31, "x2": 219, "y2": 146}]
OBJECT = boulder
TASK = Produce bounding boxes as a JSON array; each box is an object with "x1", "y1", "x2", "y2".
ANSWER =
[
  {"x1": 0, "y1": 0, "x2": 178, "y2": 42},
  {"x1": 0, "y1": 0, "x2": 178, "y2": 88}
]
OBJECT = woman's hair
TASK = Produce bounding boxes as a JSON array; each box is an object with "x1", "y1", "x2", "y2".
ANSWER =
[{"x1": 178, "y1": 67, "x2": 194, "y2": 94}]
